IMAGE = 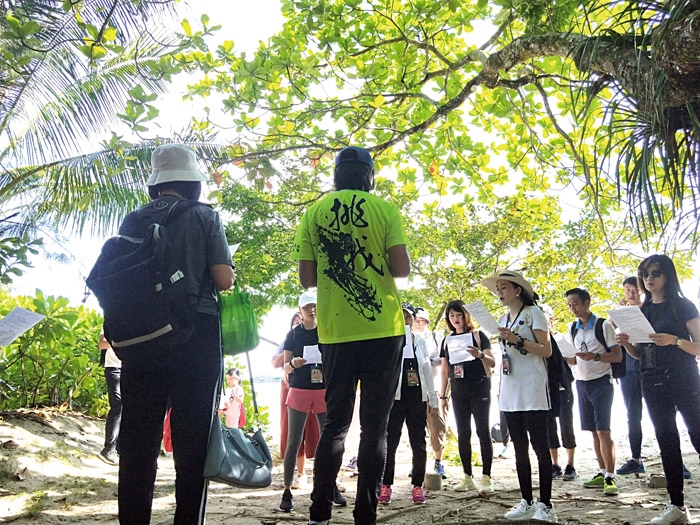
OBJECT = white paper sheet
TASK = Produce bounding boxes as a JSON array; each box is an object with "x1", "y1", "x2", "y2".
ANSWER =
[
  {"x1": 607, "y1": 306, "x2": 656, "y2": 344},
  {"x1": 228, "y1": 243, "x2": 241, "y2": 257},
  {"x1": 554, "y1": 333, "x2": 577, "y2": 358},
  {"x1": 464, "y1": 301, "x2": 501, "y2": 334},
  {"x1": 0, "y1": 307, "x2": 45, "y2": 347},
  {"x1": 446, "y1": 333, "x2": 475, "y2": 364},
  {"x1": 403, "y1": 326, "x2": 414, "y2": 358},
  {"x1": 302, "y1": 345, "x2": 322, "y2": 365}
]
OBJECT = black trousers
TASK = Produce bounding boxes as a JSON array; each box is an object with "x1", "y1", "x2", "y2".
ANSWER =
[
  {"x1": 383, "y1": 393, "x2": 427, "y2": 487},
  {"x1": 504, "y1": 410, "x2": 552, "y2": 506},
  {"x1": 118, "y1": 313, "x2": 221, "y2": 525},
  {"x1": 451, "y1": 378, "x2": 492, "y2": 477},
  {"x1": 104, "y1": 367, "x2": 122, "y2": 453},
  {"x1": 642, "y1": 370, "x2": 700, "y2": 507},
  {"x1": 310, "y1": 336, "x2": 403, "y2": 525},
  {"x1": 547, "y1": 388, "x2": 576, "y2": 451}
]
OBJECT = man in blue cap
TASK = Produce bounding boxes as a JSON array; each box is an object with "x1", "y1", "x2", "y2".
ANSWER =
[{"x1": 292, "y1": 146, "x2": 411, "y2": 525}]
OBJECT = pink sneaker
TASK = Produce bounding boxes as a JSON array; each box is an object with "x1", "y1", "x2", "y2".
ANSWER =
[
  {"x1": 379, "y1": 485, "x2": 392, "y2": 504},
  {"x1": 412, "y1": 486, "x2": 426, "y2": 504}
]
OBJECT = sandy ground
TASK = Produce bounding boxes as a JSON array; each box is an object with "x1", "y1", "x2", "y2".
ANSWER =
[{"x1": 1, "y1": 409, "x2": 699, "y2": 524}]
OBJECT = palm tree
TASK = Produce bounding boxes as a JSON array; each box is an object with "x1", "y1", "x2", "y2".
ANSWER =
[{"x1": 0, "y1": 0, "x2": 222, "y2": 269}]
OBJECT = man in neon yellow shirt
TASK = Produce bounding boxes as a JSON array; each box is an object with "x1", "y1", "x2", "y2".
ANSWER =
[{"x1": 292, "y1": 146, "x2": 410, "y2": 525}]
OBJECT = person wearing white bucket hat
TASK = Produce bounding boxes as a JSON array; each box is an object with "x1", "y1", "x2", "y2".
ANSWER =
[
  {"x1": 483, "y1": 270, "x2": 556, "y2": 522},
  {"x1": 116, "y1": 144, "x2": 235, "y2": 525}
]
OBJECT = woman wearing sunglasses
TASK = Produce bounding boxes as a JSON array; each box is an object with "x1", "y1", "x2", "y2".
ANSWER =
[
  {"x1": 482, "y1": 271, "x2": 555, "y2": 522},
  {"x1": 616, "y1": 255, "x2": 700, "y2": 525}
]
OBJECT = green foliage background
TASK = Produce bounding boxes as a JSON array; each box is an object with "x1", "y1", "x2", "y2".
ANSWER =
[{"x1": 0, "y1": 290, "x2": 108, "y2": 416}]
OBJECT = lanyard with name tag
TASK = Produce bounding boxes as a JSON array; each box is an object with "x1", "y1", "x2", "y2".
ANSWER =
[
  {"x1": 310, "y1": 367, "x2": 324, "y2": 384},
  {"x1": 406, "y1": 366, "x2": 420, "y2": 386}
]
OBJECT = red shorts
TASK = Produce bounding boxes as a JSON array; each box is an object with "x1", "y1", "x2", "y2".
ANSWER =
[{"x1": 286, "y1": 388, "x2": 327, "y2": 414}]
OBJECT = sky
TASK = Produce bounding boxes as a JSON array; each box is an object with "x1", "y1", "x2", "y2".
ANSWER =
[{"x1": 6, "y1": 1, "x2": 700, "y2": 376}]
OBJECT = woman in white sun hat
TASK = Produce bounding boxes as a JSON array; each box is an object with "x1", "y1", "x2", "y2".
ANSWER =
[
  {"x1": 116, "y1": 144, "x2": 235, "y2": 525},
  {"x1": 482, "y1": 270, "x2": 555, "y2": 523}
]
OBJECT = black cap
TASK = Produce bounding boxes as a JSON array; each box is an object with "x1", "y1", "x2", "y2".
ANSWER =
[
  {"x1": 401, "y1": 302, "x2": 416, "y2": 315},
  {"x1": 335, "y1": 146, "x2": 374, "y2": 170}
]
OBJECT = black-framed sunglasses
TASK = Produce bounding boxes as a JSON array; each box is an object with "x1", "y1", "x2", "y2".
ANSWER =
[{"x1": 641, "y1": 270, "x2": 663, "y2": 280}]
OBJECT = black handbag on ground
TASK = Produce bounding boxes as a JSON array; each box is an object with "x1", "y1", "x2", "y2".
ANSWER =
[{"x1": 203, "y1": 351, "x2": 272, "y2": 488}]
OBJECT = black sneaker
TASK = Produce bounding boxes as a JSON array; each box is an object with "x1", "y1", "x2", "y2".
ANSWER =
[
  {"x1": 333, "y1": 486, "x2": 347, "y2": 507},
  {"x1": 562, "y1": 464, "x2": 578, "y2": 481},
  {"x1": 280, "y1": 489, "x2": 293, "y2": 512},
  {"x1": 552, "y1": 464, "x2": 563, "y2": 479}
]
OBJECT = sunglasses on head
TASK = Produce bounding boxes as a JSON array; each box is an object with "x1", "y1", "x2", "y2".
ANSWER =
[{"x1": 641, "y1": 270, "x2": 663, "y2": 280}]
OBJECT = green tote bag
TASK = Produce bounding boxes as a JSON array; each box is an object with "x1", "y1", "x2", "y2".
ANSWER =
[{"x1": 218, "y1": 282, "x2": 260, "y2": 355}]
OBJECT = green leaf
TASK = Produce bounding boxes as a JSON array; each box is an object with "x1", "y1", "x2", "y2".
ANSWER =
[
  {"x1": 103, "y1": 27, "x2": 117, "y2": 41},
  {"x1": 181, "y1": 19, "x2": 192, "y2": 37}
]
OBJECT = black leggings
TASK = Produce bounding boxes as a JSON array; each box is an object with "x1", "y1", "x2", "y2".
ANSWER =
[
  {"x1": 642, "y1": 370, "x2": 700, "y2": 507},
  {"x1": 451, "y1": 378, "x2": 492, "y2": 477},
  {"x1": 504, "y1": 410, "x2": 552, "y2": 506},
  {"x1": 383, "y1": 395, "x2": 427, "y2": 486}
]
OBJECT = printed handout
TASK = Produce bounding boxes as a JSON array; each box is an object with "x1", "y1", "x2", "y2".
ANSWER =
[
  {"x1": 464, "y1": 301, "x2": 501, "y2": 334},
  {"x1": 403, "y1": 325, "x2": 414, "y2": 358},
  {"x1": 302, "y1": 345, "x2": 322, "y2": 365},
  {"x1": 0, "y1": 307, "x2": 46, "y2": 347},
  {"x1": 607, "y1": 306, "x2": 656, "y2": 344},
  {"x1": 446, "y1": 333, "x2": 475, "y2": 364},
  {"x1": 554, "y1": 333, "x2": 577, "y2": 358}
]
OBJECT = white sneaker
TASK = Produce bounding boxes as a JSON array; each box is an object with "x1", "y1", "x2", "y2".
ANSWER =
[
  {"x1": 650, "y1": 504, "x2": 690, "y2": 524},
  {"x1": 291, "y1": 473, "x2": 307, "y2": 490},
  {"x1": 480, "y1": 474, "x2": 495, "y2": 493},
  {"x1": 454, "y1": 474, "x2": 478, "y2": 492},
  {"x1": 533, "y1": 502, "x2": 558, "y2": 522},
  {"x1": 505, "y1": 498, "x2": 537, "y2": 520},
  {"x1": 499, "y1": 445, "x2": 512, "y2": 459}
]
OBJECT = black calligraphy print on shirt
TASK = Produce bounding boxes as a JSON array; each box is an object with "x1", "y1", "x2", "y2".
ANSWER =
[{"x1": 317, "y1": 224, "x2": 383, "y2": 321}]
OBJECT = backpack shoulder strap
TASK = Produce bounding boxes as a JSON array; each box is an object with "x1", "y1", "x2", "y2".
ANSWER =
[
  {"x1": 569, "y1": 321, "x2": 578, "y2": 343},
  {"x1": 595, "y1": 317, "x2": 610, "y2": 352}
]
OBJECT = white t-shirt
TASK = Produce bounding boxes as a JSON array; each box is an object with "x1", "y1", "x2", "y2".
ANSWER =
[
  {"x1": 498, "y1": 305, "x2": 551, "y2": 412},
  {"x1": 571, "y1": 315, "x2": 618, "y2": 381},
  {"x1": 104, "y1": 348, "x2": 121, "y2": 368}
]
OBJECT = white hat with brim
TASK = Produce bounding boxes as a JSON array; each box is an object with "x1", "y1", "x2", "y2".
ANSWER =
[
  {"x1": 146, "y1": 144, "x2": 208, "y2": 186},
  {"x1": 415, "y1": 308, "x2": 430, "y2": 322},
  {"x1": 299, "y1": 290, "x2": 317, "y2": 308},
  {"x1": 482, "y1": 270, "x2": 534, "y2": 295}
]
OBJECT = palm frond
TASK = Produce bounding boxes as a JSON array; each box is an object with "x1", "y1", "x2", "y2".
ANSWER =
[
  {"x1": 2, "y1": 137, "x2": 232, "y2": 238},
  {"x1": 4, "y1": 30, "x2": 183, "y2": 167}
]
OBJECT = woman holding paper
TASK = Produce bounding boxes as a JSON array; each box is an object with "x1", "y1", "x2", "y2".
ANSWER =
[
  {"x1": 482, "y1": 270, "x2": 555, "y2": 523},
  {"x1": 279, "y1": 291, "x2": 345, "y2": 512},
  {"x1": 439, "y1": 300, "x2": 496, "y2": 494},
  {"x1": 615, "y1": 254, "x2": 700, "y2": 525}
]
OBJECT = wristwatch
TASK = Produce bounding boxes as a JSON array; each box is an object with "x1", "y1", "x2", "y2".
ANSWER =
[
  {"x1": 479, "y1": 351, "x2": 485, "y2": 359},
  {"x1": 594, "y1": 354, "x2": 601, "y2": 362}
]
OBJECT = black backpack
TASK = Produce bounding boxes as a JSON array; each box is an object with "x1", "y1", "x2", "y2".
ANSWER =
[
  {"x1": 86, "y1": 199, "x2": 206, "y2": 356},
  {"x1": 570, "y1": 317, "x2": 626, "y2": 379}
]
